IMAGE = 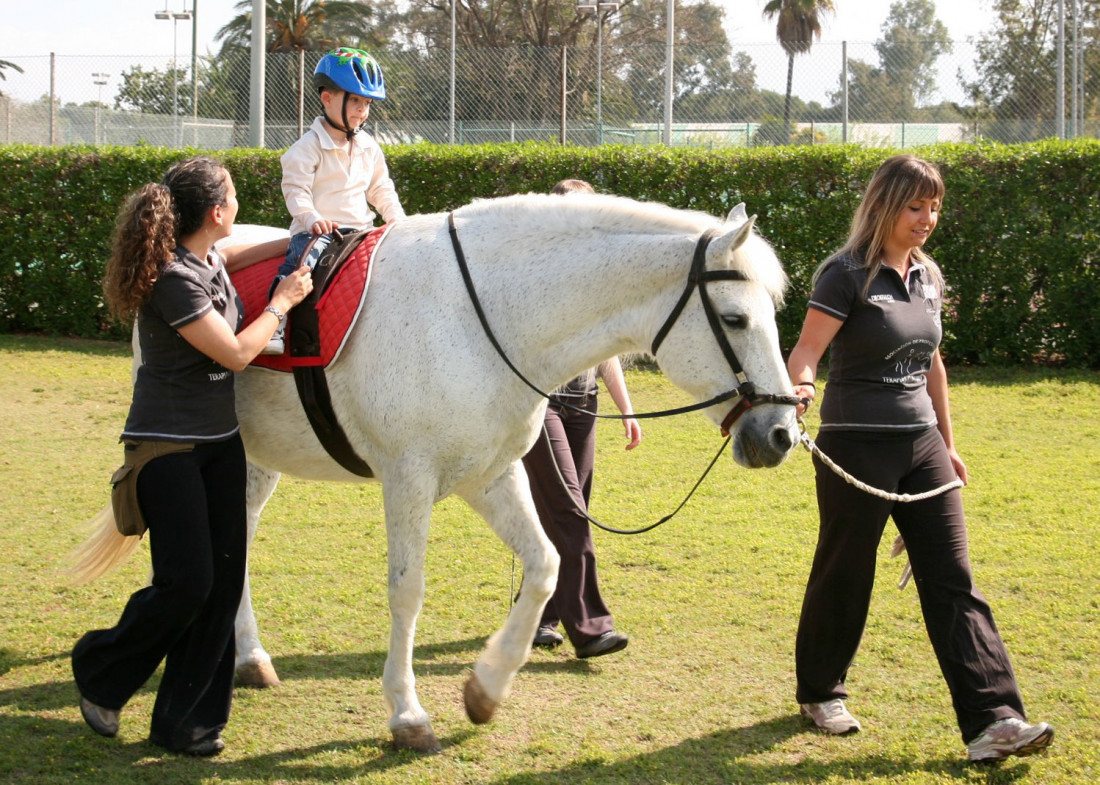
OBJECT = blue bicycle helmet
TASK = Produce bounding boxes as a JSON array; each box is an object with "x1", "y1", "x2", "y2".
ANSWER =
[{"x1": 313, "y1": 47, "x2": 386, "y2": 100}]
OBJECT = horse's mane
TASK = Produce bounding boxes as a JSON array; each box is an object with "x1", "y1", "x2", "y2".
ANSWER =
[{"x1": 459, "y1": 192, "x2": 787, "y2": 305}]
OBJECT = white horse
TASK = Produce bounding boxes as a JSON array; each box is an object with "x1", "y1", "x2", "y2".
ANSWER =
[{"x1": 71, "y1": 192, "x2": 800, "y2": 753}]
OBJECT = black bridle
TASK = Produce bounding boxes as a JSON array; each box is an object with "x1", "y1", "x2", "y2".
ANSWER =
[
  {"x1": 448, "y1": 213, "x2": 800, "y2": 436},
  {"x1": 650, "y1": 227, "x2": 803, "y2": 434},
  {"x1": 448, "y1": 211, "x2": 801, "y2": 535}
]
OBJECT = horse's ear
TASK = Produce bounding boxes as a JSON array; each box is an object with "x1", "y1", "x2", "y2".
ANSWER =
[
  {"x1": 726, "y1": 203, "x2": 749, "y2": 224},
  {"x1": 710, "y1": 214, "x2": 757, "y2": 262}
]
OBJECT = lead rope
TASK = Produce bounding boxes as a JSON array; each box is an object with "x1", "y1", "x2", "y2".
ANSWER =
[
  {"x1": 797, "y1": 418, "x2": 964, "y2": 588},
  {"x1": 509, "y1": 423, "x2": 730, "y2": 608}
]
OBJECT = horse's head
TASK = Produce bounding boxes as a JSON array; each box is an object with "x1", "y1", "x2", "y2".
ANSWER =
[{"x1": 651, "y1": 205, "x2": 799, "y2": 469}]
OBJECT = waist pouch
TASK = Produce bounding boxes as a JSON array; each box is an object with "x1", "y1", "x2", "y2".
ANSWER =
[{"x1": 111, "y1": 440, "x2": 195, "y2": 537}]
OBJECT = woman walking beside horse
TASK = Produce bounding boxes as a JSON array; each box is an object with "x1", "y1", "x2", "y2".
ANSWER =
[
  {"x1": 71, "y1": 156, "x2": 311, "y2": 756},
  {"x1": 787, "y1": 154, "x2": 1053, "y2": 763}
]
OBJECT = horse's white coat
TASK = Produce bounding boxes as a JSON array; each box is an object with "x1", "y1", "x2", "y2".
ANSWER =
[{"x1": 171, "y1": 193, "x2": 799, "y2": 750}]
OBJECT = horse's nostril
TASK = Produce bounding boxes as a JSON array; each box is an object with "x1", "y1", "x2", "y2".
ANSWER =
[{"x1": 773, "y1": 425, "x2": 795, "y2": 452}]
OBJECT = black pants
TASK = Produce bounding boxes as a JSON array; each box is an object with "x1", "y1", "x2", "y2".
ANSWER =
[
  {"x1": 521, "y1": 396, "x2": 614, "y2": 647},
  {"x1": 795, "y1": 427, "x2": 1027, "y2": 742},
  {"x1": 72, "y1": 434, "x2": 248, "y2": 750}
]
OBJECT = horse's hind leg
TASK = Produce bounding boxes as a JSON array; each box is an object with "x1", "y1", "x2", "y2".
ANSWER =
[
  {"x1": 235, "y1": 462, "x2": 282, "y2": 688},
  {"x1": 381, "y1": 470, "x2": 442, "y2": 753},
  {"x1": 458, "y1": 461, "x2": 558, "y2": 725}
]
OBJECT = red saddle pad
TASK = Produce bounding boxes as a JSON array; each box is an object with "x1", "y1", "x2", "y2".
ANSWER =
[{"x1": 231, "y1": 223, "x2": 393, "y2": 371}]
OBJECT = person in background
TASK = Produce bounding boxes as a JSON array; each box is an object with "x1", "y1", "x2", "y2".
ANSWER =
[
  {"x1": 522, "y1": 178, "x2": 643, "y2": 659},
  {"x1": 72, "y1": 156, "x2": 312, "y2": 756},
  {"x1": 786, "y1": 154, "x2": 1053, "y2": 763},
  {"x1": 264, "y1": 46, "x2": 405, "y2": 355}
]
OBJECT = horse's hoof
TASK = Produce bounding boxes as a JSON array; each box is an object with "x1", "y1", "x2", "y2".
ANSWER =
[
  {"x1": 463, "y1": 674, "x2": 497, "y2": 725},
  {"x1": 235, "y1": 660, "x2": 280, "y2": 688},
  {"x1": 392, "y1": 723, "x2": 442, "y2": 754}
]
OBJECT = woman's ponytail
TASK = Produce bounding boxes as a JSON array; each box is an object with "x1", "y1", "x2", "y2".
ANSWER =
[
  {"x1": 102, "y1": 183, "x2": 177, "y2": 321},
  {"x1": 102, "y1": 156, "x2": 228, "y2": 322}
]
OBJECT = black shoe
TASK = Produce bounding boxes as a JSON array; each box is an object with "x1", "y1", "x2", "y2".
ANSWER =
[
  {"x1": 182, "y1": 736, "x2": 225, "y2": 757},
  {"x1": 80, "y1": 697, "x2": 119, "y2": 737},
  {"x1": 575, "y1": 630, "x2": 628, "y2": 659},
  {"x1": 533, "y1": 625, "x2": 564, "y2": 648},
  {"x1": 150, "y1": 732, "x2": 225, "y2": 757}
]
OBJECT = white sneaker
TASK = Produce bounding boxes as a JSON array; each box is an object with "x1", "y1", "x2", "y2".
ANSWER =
[
  {"x1": 967, "y1": 717, "x2": 1054, "y2": 762},
  {"x1": 261, "y1": 318, "x2": 286, "y2": 355},
  {"x1": 800, "y1": 699, "x2": 862, "y2": 735}
]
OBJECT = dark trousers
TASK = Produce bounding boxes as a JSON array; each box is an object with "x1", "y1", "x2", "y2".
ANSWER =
[
  {"x1": 521, "y1": 396, "x2": 614, "y2": 647},
  {"x1": 795, "y1": 427, "x2": 1026, "y2": 742},
  {"x1": 72, "y1": 435, "x2": 248, "y2": 750}
]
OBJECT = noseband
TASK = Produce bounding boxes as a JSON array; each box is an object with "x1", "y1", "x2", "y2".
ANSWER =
[
  {"x1": 651, "y1": 228, "x2": 801, "y2": 434},
  {"x1": 448, "y1": 213, "x2": 800, "y2": 433}
]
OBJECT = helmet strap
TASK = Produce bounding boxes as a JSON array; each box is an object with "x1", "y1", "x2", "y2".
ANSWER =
[
  {"x1": 320, "y1": 93, "x2": 368, "y2": 142},
  {"x1": 340, "y1": 93, "x2": 356, "y2": 141}
]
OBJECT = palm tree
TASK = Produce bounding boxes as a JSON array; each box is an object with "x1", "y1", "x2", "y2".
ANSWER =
[
  {"x1": 0, "y1": 58, "x2": 25, "y2": 93},
  {"x1": 215, "y1": 0, "x2": 386, "y2": 140},
  {"x1": 216, "y1": 0, "x2": 379, "y2": 53},
  {"x1": 762, "y1": 0, "x2": 835, "y2": 132}
]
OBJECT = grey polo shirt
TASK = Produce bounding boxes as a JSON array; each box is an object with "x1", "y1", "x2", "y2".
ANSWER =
[
  {"x1": 810, "y1": 252, "x2": 943, "y2": 433},
  {"x1": 122, "y1": 246, "x2": 244, "y2": 444}
]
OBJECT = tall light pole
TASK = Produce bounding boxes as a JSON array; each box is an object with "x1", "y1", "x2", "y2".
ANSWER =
[
  {"x1": 450, "y1": 0, "x2": 456, "y2": 144},
  {"x1": 191, "y1": 0, "x2": 198, "y2": 130},
  {"x1": 578, "y1": 0, "x2": 620, "y2": 145},
  {"x1": 249, "y1": 0, "x2": 265, "y2": 148},
  {"x1": 92, "y1": 72, "x2": 109, "y2": 145},
  {"x1": 155, "y1": 2, "x2": 192, "y2": 147}
]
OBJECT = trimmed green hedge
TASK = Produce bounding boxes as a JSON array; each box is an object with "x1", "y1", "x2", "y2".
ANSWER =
[{"x1": 1, "y1": 140, "x2": 1097, "y2": 365}]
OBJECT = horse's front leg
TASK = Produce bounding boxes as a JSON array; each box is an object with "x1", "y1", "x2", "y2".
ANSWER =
[
  {"x1": 234, "y1": 462, "x2": 282, "y2": 688},
  {"x1": 381, "y1": 470, "x2": 440, "y2": 753},
  {"x1": 459, "y1": 461, "x2": 558, "y2": 725}
]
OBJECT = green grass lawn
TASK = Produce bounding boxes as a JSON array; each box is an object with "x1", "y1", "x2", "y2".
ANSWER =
[{"x1": 2, "y1": 334, "x2": 1098, "y2": 784}]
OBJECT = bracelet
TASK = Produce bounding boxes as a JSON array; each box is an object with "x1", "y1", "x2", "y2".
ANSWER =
[
  {"x1": 263, "y1": 305, "x2": 285, "y2": 321},
  {"x1": 795, "y1": 380, "x2": 816, "y2": 392}
]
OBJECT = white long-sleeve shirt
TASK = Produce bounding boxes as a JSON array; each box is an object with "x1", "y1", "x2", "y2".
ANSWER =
[{"x1": 280, "y1": 116, "x2": 406, "y2": 235}]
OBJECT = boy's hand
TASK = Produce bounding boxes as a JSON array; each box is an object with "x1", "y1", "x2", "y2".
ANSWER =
[{"x1": 311, "y1": 219, "x2": 338, "y2": 235}]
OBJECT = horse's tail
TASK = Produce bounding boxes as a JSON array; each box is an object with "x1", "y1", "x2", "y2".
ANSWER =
[{"x1": 63, "y1": 503, "x2": 142, "y2": 584}]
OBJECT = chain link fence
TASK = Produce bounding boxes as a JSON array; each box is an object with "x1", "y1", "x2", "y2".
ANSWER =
[{"x1": 2, "y1": 38, "x2": 1095, "y2": 149}]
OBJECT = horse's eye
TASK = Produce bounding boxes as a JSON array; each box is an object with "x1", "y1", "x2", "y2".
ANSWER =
[{"x1": 721, "y1": 313, "x2": 747, "y2": 330}]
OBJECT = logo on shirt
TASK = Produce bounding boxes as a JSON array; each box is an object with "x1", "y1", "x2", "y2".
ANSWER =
[
  {"x1": 882, "y1": 339, "x2": 934, "y2": 385},
  {"x1": 869, "y1": 294, "x2": 894, "y2": 302},
  {"x1": 208, "y1": 371, "x2": 231, "y2": 382}
]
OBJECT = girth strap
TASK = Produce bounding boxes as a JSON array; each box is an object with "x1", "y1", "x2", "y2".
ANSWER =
[
  {"x1": 289, "y1": 228, "x2": 375, "y2": 479},
  {"x1": 292, "y1": 366, "x2": 374, "y2": 478}
]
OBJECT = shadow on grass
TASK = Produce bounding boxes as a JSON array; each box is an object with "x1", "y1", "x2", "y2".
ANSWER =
[
  {"x1": 0, "y1": 677, "x2": 1037, "y2": 784},
  {"x1": 489, "y1": 715, "x2": 1037, "y2": 785},
  {"x1": 261, "y1": 636, "x2": 610, "y2": 683},
  {"x1": 0, "y1": 647, "x2": 68, "y2": 678},
  {"x1": 0, "y1": 710, "x2": 481, "y2": 784}
]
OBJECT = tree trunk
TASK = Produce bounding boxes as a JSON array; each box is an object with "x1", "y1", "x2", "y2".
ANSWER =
[{"x1": 783, "y1": 53, "x2": 794, "y2": 129}]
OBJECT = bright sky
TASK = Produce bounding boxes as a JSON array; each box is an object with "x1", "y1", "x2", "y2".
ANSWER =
[{"x1": 0, "y1": 0, "x2": 994, "y2": 102}]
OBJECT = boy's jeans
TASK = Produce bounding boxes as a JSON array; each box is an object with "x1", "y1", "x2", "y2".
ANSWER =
[{"x1": 268, "y1": 228, "x2": 356, "y2": 299}]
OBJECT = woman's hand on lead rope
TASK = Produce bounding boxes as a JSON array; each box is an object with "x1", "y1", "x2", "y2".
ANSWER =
[{"x1": 792, "y1": 381, "x2": 816, "y2": 416}]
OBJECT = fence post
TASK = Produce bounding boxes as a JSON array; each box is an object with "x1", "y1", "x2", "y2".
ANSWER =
[
  {"x1": 297, "y1": 48, "x2": 305, "y2": 139},
  {"x1": 842, "y1": 41, "x2": 848, "y2": 144},
  {"x1": 662, "y1": 0, "x2": 673, "y2": 145},
  {"x1": 1057, "y1": 0, "x2": 1065, "y2": 139},
  {"x1": 560, "y1": 46, "x2": 567, "y2": 145},
  {"x1": 50, "y1": 52, "x2": 57, "y2": 146}
]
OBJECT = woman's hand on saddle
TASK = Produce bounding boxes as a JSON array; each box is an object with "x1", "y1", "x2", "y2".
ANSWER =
[{"x1": 270, "y1": 265, "x2": 314, "y2": 313}]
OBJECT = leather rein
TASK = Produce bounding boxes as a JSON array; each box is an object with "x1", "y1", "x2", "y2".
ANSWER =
[{"x1": 447, "y1": 212, "x2": 800, "y2": 435}]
